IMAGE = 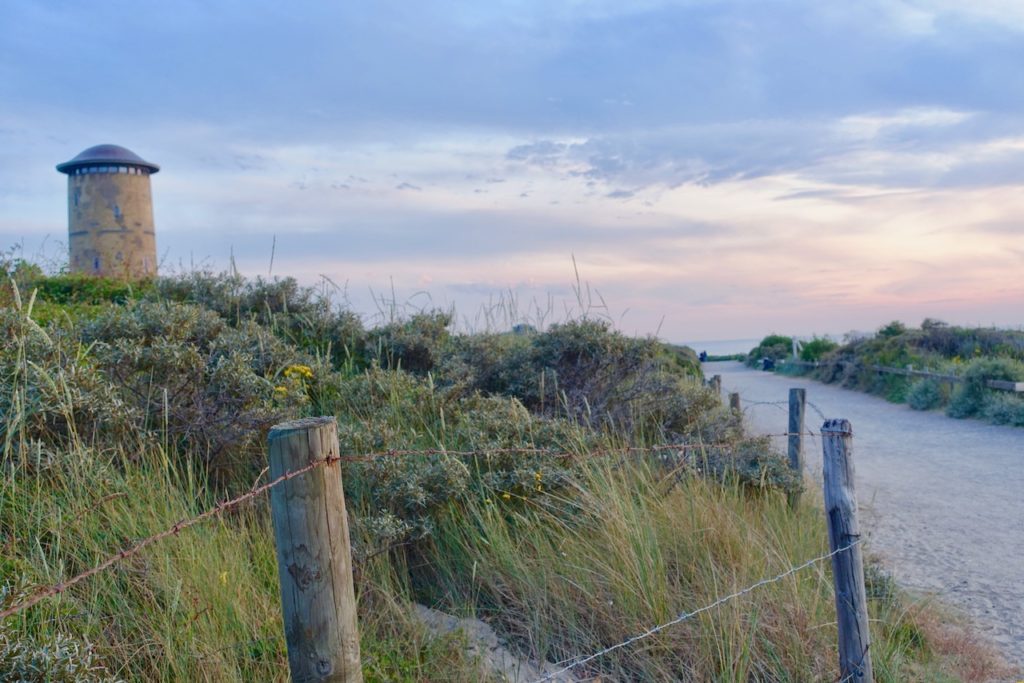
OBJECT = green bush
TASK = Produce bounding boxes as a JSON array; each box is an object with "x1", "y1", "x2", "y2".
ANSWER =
[
  {"x1": 331, "y1": 367, "x2": 592, "y2": 552},
  {"x1": 906, "y1": 378, "x2": 944, "y2": 411},
  {"x1": 878, "y1": 321, "x2": 907, "y2": 338},
  {"x1": 799, "y1": 337, "x2": 837, "y2": 362},
  {"x1": 982, "y1": 393, "x2": 1024, "y2": 427},
  {"x1": 366, "y1": 311, "x2": 452, "y2": 374},
  {"x1": 948, "y1": 358, "x2": 1024, "y2": 419},
  {"x1": 441, "y1": 320, "x2": 708, "y2": 441},
  {"x1": 153, "y1": 271, "x2": 365, "y2": 367},
  {"x1": 29, "y1": 273, "x2": 153, "y2": 306},
  {"x1": 0, "y1": 309, "x2": 138, "y2": 455},
  {"x1": 746, "y1": 334, "x2": 793, "y2": 367},
  {"x1": 80, "y1": 302, "x2": 308, "y2": 472},
  {"x1": 674, "y1": 435, "x2": 801, "y2": 496}
]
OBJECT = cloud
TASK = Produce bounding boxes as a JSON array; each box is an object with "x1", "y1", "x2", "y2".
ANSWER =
[{"x1": 502, "y1": 108, "x2": 1024, "y2": 192}]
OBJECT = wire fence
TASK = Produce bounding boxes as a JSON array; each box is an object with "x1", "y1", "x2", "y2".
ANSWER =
[
  {"x1": 532, "y1": 539, "x2": 863, "y2": 683},
  {"x1": 3, "y1": 416, "x2": 865, "y2": 681},
  {"x1": 1, "y1": 435, "x2": 810, "y2": 622},
  {"x1": 0, "y1": 454, "x2": 338, "y2": 621}
]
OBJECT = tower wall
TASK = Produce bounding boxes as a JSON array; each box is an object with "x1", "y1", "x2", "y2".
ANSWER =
[{"x1": 68, "y1": 170, "x2": 157, "y2": 278}]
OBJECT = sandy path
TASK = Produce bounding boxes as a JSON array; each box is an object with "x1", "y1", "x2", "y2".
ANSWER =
[{"x1": 707, "y1": 361, "x2": 1024, "y2": 666}]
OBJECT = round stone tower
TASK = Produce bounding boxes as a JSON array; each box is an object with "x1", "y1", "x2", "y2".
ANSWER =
[{"x1": 56, "y1": 144, "x2": 159, "y2": 279}]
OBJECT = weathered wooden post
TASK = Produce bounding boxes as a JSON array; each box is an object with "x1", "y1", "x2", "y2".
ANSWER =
[
  {"x1": 821, "y1": 419, "x2": 873, "y2": 682},
  {"x1": 710, "y1": 374, "x2": 722, "y2": 398},
  {"x1": 729, "y1": 392, "x2": 741, "y2": 411},
  {"x1": 268, "y1": 417, "x2": 362, "y2": 683},
  {"x1": 787, "y1": 388, "x2": 805, "y2": 508}
]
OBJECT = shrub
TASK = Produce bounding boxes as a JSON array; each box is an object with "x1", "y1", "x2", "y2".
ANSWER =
[
  {"x1": 906, "y1": 378, "x2": 944, "y2": 411},
  {"x1": 153, "y1": 271, "x2": 366, "y2": 368},
  {"x1": 981, "y1": 393, "x2": 1024, "y2": 427},
  {"x1": 878, "y1": 321, "x2": 907, "y2": 338},
  {"x1": 799, "y1": 337, "x2": 838, "y2": 362},
  {"x1": 29, "y1": 273, "x2": 152, "y2": 306},
  {"x1": 440, "y1": 320, "x2": 708, "y2": 441},
  {"x1": 332, "y1": 368, "x2": 593, "y2": 553},
  {"x1": 746, "y1": 334, "x2": 793, "y2": 367},
  {"x1": 0, "y1": 632, "x2": 119, "y2": 683},
  {"x1": 366, "y1": 311, "x2": 452, "y2": 374},
  {"x1": 693, "y1": 436, "x2": 802, "y2": 495},
  {"x1": 0, "y1": 309, "x2": 138, "y2": 456},
  {"x1": 80, "y1": 302, "x2": 307, "y2": 472},
  {"x1": 948, "y1": 358, "x2": 1024, "y2": 419}
]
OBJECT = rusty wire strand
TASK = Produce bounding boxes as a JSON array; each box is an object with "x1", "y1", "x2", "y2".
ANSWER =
[
  {"x1": 0, "y1": 455, "x2": 339, "y2": 621},
  {"x1": 2, "y1": 436, "x2": 807, "y2": 621}
]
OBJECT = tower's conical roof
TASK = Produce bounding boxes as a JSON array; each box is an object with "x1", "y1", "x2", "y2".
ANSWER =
[{"x1": 57, "y1": 144, "x2": 160, "y2": 174}]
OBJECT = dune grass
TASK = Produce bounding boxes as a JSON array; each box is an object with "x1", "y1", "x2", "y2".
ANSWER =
[{"x1": 3, "y1": 438, "x2": 1007, "y2": 681}]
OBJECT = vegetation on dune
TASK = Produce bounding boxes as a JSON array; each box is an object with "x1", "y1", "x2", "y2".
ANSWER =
[
  {"x1": 753, "y1": 318, "x2": 1024, "y2": 428},
  {"x1": 0, "y1": 257, "x2": 1007, "y2": 681}
]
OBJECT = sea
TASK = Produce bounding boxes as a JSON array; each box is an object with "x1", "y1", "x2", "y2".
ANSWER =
[{"x1": 680, "y1": 338, "x2": 762, "y2": 357}]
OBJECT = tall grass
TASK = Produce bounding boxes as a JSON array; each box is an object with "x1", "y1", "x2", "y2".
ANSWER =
[
  {"x1": 420, "y1": 457, "x2": 979, "y2": 681},
  {"x1": 6, "y1": 440, "x2": 999, "y2": 681},
  {"x1": 1, "y1": 441, "x2": 496, "y2": 682}
]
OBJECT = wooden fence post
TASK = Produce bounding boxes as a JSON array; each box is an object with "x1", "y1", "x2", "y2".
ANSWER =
[
  {"x1": 710, "y1": 374, "x2": 722, "y2": 398},
  {"x1": 729, "y1": 392, "x2": 741, "y2": 411},
  {"x1": 787, "y1": 388, "x2": 805, "y2": 508},
  {"x1": 268, "y1": 417, "x2": 363, "y2": 683},
  {"x1": 821, "y1": 419, "x2": 873, "y2": 682}
]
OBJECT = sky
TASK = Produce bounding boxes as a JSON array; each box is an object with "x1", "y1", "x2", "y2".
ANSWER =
[{"x1": 2, "y1": 0, "x2": 1023, "y2": 342}]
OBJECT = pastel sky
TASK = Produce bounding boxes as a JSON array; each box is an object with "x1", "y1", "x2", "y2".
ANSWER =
[{"x1": 2, "y1": 0, "x2": 1023, "y2": 341}]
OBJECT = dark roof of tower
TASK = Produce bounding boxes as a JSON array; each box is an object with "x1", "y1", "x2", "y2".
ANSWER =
[{"x1": 57, "y1": 144, "x2": 160, "y2": 174}]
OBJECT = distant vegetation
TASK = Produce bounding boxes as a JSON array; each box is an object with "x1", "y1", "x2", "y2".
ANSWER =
[
  {"x1": 0, "y1": 255, "x2": 998, "y2": 681},
  {"x1": 752, "y1": 319, "x2": 1024, "y2": 427},
  {"x1": 745, "y1": 334, "x2": 838, "y2": 366}
]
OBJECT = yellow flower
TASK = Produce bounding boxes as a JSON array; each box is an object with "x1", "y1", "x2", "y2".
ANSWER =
[
  {"x1": 284, "y1": 364, "x2": 314, "y2": 380},
  {"x1": 219, "y1": 570, "x2": 228, "y2": 586},
  {"x1": 534, "y1": 471, "x2": 542, "y2": 481},
  {"x1": 484, "y1": 498, "x2": 493, "y2": 505},
  {"x1": 501, "y1": 492, "x2": 512, "y2": 501},
  {"x1": 535, "y1": 484, "x2": 543, "y2": 492},
  {"x1": 274, "y1": 385, "x2": 288, "y2": 396}
]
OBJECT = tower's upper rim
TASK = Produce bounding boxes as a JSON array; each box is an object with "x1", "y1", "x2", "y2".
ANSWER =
[{"x1": 57, "y1": 144, "x2": 160, "y2": 174}]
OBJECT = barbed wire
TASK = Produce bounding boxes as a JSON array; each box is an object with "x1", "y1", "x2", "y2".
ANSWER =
[
  {"x1": 0, "y1": 455, "x2": 339, "y2": 621},
  {"x1": 531, "y1": 539, "x2": 862, "y2": 683},
  {"x1": 734, "y1": 393, "x2": 829, "y2": 426},
  {"x1": 1, "y1": 436, "x2": 814, "y2": 620}
]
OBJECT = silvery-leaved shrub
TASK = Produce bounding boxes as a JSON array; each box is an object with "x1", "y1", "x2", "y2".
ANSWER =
[
  {"x1": 907, "y1": 378, "x2": 944, "y2": 411},
  {"x1": 152, "y1": 271, "x2": 365, "y2": 366},
  {"x1": 332, "y1": 368, "x2": 591, "y2": 553},
  {"x1": 365, "y1": 311, "x2": 452, "y2": 374},
  {"x1": 981, "y1": 393, "x2": 1024, "y2": 427},
  {"x1": 80, "y1": 302, "x2": 309, "y2": 473},
  {"x1": 442, "y1": 319, "x2": 708, "y2": 441},
  {"x1": 0, "y1": 632, "x2": 120, "y2": 683},
  {"x1": 948, "y1": 358, "x2": 1024, "y2": 419},
  {"x1": 0, "y1": 309, "x2": 138, "y2": 457}
]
